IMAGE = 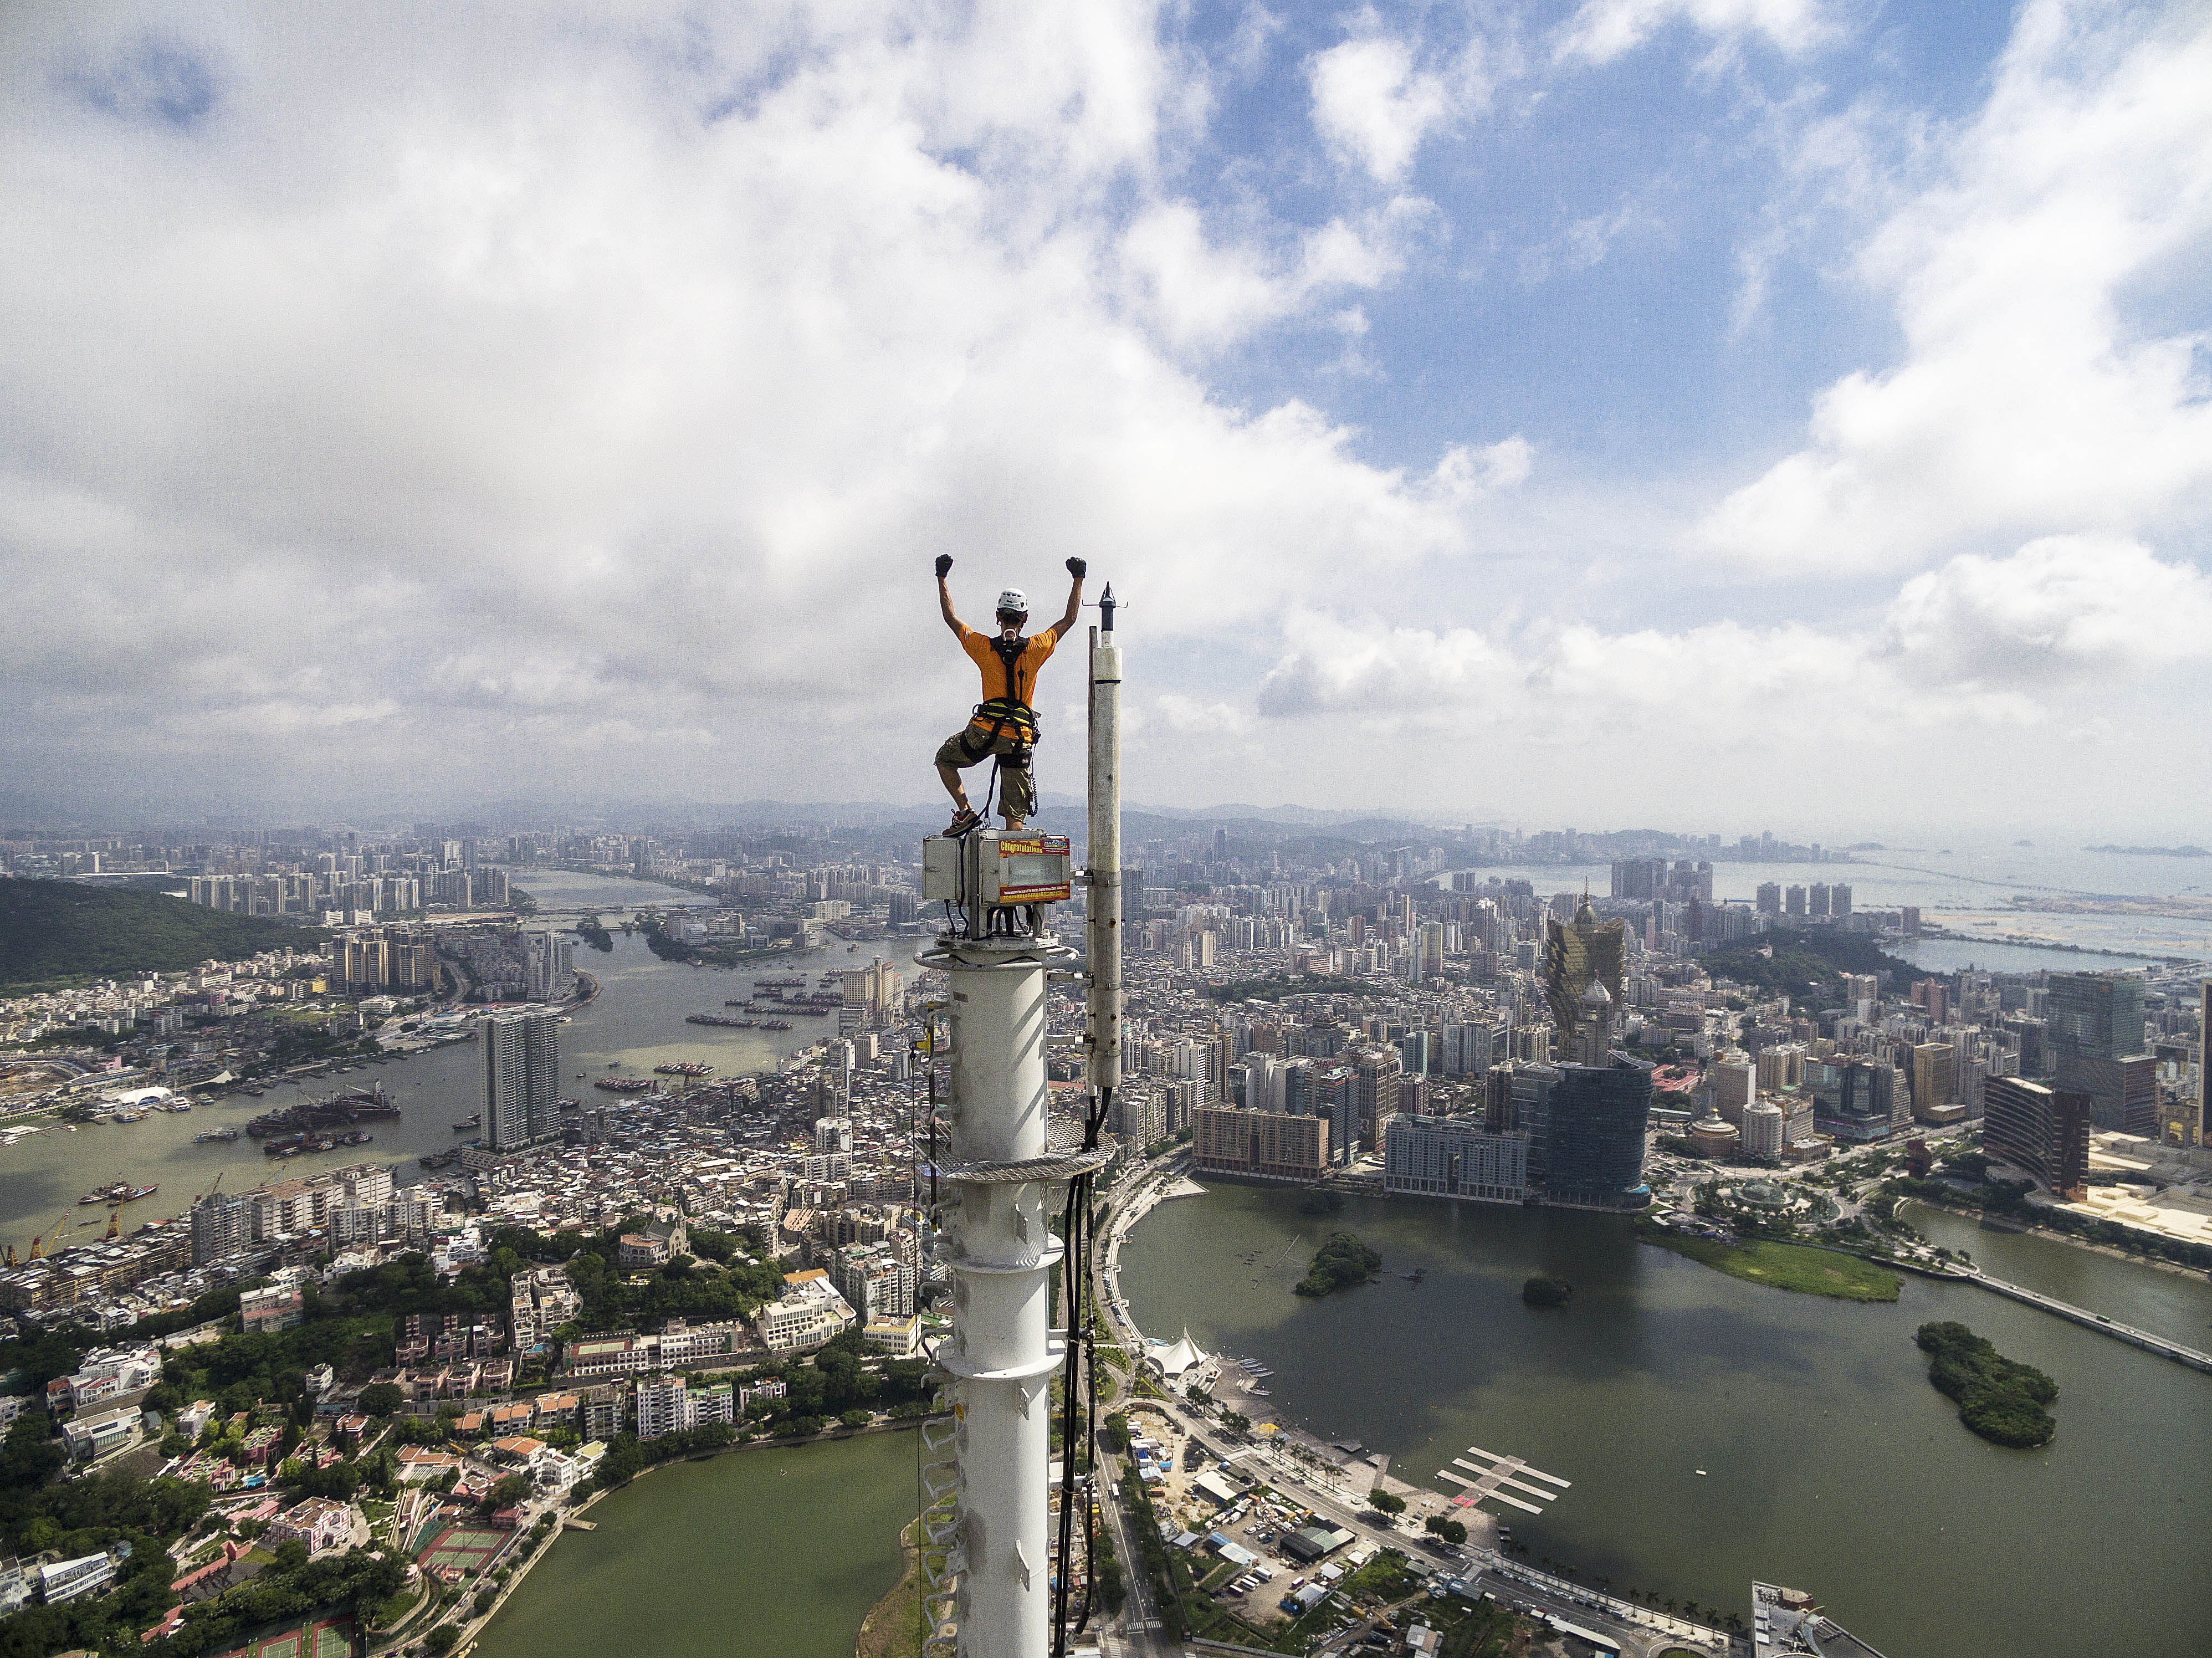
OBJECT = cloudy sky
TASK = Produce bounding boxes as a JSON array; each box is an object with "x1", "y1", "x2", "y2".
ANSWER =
[{"x1": 3, "y1": 0, "x2": 2209, "y2": 838}]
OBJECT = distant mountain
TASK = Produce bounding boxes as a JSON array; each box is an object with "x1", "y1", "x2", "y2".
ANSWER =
[
  {"x1": 2083, "y1": 844, "x2": 2209, "y2": 858},
  {"x1": 0, "y1": 880, "x2": 324, "y2": 989}
]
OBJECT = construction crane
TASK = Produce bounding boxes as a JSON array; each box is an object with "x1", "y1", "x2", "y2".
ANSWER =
[
  {"x1": 105, "y1": 1208, "x2": 121, "y2": 1240},
  {"x1": 29, "y1": 1212, "x2": 68, "y2": 1262}
]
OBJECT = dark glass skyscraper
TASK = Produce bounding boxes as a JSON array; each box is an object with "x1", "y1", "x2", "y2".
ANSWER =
[
  {"x1": 1536, "y1": 1055, "x2": 1653, "y2": 1208},
  {"x1": 2049, "y1": 971, "x2": 2150, "y2": 1130}
]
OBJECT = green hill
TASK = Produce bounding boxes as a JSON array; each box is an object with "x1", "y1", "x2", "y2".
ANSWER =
[
  {"x1": 0, "y1": 879, "x2": 325, "y2": 989},
  {"x1": 1697, "y1": 928, "x2": 1916, "y2": 1004}
]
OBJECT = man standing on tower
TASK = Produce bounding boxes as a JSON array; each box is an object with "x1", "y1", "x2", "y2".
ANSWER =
[{"x1": 932, "y1": 554, "x2": 1084, "y2": 835}]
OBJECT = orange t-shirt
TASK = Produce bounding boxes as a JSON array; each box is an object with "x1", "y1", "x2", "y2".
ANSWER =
[{"x1": 958, "y1": 622, "x2": 1061, "y2": 726}]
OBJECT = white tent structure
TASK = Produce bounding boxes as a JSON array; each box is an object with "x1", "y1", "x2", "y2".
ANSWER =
[{"x1": 1150, "y1": 1327, "x2": 1208, "y2": 1379}]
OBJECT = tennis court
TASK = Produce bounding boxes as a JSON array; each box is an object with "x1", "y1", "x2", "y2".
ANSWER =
[
  {"x1": 417, "y1": 1525, "x2": 509, "y2": 1575},
  {"x1": 233, "y1": 1616, "x2": 354, "y2": 1658}
]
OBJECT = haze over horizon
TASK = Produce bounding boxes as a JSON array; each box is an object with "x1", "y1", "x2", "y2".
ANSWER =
[{"x1": 4, "y1": 1, "x2": 2210, "y2": 840}]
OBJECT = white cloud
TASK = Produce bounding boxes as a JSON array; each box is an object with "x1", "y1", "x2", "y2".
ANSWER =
[
  {"x1": 1308, "y1": 35, "x2": 1450, "y2": 185},
  {"x1": 1879, "y1": 534, "x2": 2212, "y2": 685},
  {"x1": 1259, "y1": 535, "x2": 2209, "y2": 741},
  {"x1": 0, "y1": 2, "x2": 1515, "y2": 812},
  {"x1": 1307, "y1": 13, "x2": 1501, "y2": 190},
  {"x1": 1700, "y1": 0, "x2": 2212, "y2": 572},
  {"x1": 1554, "y1": 0, "x2": 1840, "y2": 66},
  {"x1": 1116, "y1": 195, "x2": 1436, "y2": 349}
]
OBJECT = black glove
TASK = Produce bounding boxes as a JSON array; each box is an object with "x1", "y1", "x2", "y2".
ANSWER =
[
  {"x1": 1066, "y1": 557, "x2": 1087, "y2": 578},
  {"x1": 934, "y1": 555, "x2": 954, "y2": 579}
]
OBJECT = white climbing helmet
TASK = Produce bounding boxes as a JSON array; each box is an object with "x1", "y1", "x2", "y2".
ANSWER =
[{"x1": 996, "y1": 588, "x2": 1028, "y2": 616}]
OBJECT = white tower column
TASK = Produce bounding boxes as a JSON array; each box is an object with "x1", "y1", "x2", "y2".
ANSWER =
[{"x1": 938, "y1": 951, "x2": 1062, "y2": 1658}]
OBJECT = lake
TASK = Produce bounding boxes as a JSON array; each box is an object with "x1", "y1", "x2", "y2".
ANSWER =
[
  {"x1": 1118, "y1": 1183, "x2": 2212, "y2": 1657},
  {"x1": 473, "y1": 1430, "x2": 918, "y2": 1658}
]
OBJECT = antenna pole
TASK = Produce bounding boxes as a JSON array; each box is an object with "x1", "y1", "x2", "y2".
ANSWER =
[{"x1": 1087, "y1": 589, "x2": 1123, "y2": 1105}]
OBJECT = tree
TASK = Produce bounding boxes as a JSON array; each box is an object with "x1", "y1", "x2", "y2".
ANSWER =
[
  {"x1": 358, "y1": 1381, "x2": 404, "y2": 1417},
  {"x1": 487, "y1": 1473, "x2": 534, "y2": 1509},
  {"x1": 473, "y1": 1587, "x2": 496, "y2": 1614},
  {"x1": 426, "y1": 1627, "x2": 460, "y2": 1655},
  {"x1": 1424, "y1": 1516, "x2": 1466, "y2": 1546},
  {"x1": 1366, "y1": 1490, "x2": 1405, "y2": 1516}
]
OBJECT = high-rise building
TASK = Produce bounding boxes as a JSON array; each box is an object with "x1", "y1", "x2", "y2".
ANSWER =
[
  {"x1": 1543, "y1": 892, "x2": 1625, "y2": 1058},
  {"x1": 484, "y1": 1011, "x2": 560, "y2": 1150},
  {"x1": 1755, "y1": 882, "x2": 1781, "y2": 916},
  {"x1": 2200, "y1": 978, "x2": 2210, "y2": 1144},
  {"x1": 1811, "y1": 1059, "x2": 1898, "y2": 1143},
  {"x1": 190, "y1": 1190, "x2": 253, "y2": 1265},
  {"x1": 1741, "y1": 1099, "x2": 1785, "y2": 1159},
  {"x1": 1383, "y1": 1115, "x2": 1529, "y2": 1202},
  {"x1": 1442, "y1": 1021, "x2": 1497, "y2": 1078},
  {"x1": 523, "y1": 931, "x2": 575, "y2": 1001},
  {"x1": 1983, "y1": 1077, "x2": 2092, "y2": 1200},
  {"x1": 1610, "y1": 859, "x2": 1666, "y2": 902},
  {"x1": 1419, "y1": 922, "x2": 1447, "y2": 976},
  {"x1": 1190, "y1": 1107, "x2": 1329, "y2": 1181},
  {"x1": 1711, "y1": 1055, "x2": 1755, "y2": 1127},
  {"x1": 1396, "y1": 1030, "x2": 1433, "y2": 1076},
  {"x1": 1809, "y1": 883, "x2": 1832, "y2": 918},
  {"x1": 1784, "y1": 885, "x2": 1807, "y2": 917},
  {"x1": 2049, "y1": 971, "x2": 2151, "y2": 1130},
  {"x1": 1311, "y1": 1068, "x2": 1356, "y2": 1165},
  {"x1": 1534, "y1": 1055, "x2": 1653, "y2": 1208},
  {"x1": 1831, "y1": 883, "x2": 1853, "y2": 917},
  {"x1": 634, "y1": 1376, "x2": 689, "y2": 1441},
  {"x1": 1353, "y1": 1051, "x2": 1401, "y2": 1150},
  {"x1": 1911, "y1": 1043, "x2": 1959, "y2": 1122}
]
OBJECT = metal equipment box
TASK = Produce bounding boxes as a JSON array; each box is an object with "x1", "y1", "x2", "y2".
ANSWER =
[
  {"x1": 921, "y1": 836, "x2": 962, "y2": 901},
  {"x1": 979, "y1": 833, "x2": 1073, "y2": 904},
  {"x1": 919, "y1": 832, "x2": 1073, "y2": 907}
]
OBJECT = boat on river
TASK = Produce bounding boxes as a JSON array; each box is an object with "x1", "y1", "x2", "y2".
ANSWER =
[
  {"x1": 80, "y1": 1181, "x2": 154, "y2": 1205},
  {"x1": 246, "y1": 1082, "x2": 402, "y2": 1138},
  {"x1": 194, "y1": 1128, "x2": 241, "y2": 1143}
]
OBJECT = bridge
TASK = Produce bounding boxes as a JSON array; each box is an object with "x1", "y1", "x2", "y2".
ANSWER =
[{"x1": 1965, "y1": 1269, "x2": 2212, "y2": 1373}]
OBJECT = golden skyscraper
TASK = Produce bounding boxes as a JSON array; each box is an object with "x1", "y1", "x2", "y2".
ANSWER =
[{"x1": 1544, "y1": 888, "x2": 1626, "y2": 1053}]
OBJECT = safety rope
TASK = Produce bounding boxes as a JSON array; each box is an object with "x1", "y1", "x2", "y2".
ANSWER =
[{"x1": 1049, "y1": 1076, "x2": 1114, "y2": 1656}]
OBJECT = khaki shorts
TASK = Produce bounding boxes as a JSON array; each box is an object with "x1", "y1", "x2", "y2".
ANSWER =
[{"x1": 936, "y1": 726, "x2": 1036, "y2": 817}]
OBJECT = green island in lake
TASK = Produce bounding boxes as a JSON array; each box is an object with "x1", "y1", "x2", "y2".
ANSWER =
[
  {"x1": 1916, "y1": 1321, "x2": 2059, "y2": 1447},
  {"x1": 1639, "y1": 1228, "x2": 1902, "y2": 1302},
  {"x1": 1294, "y1": 1231, "x2": 1381, "y2": 1297}
]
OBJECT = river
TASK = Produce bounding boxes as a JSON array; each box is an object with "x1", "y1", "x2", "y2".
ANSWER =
[
  {"x1": 472, "y1": 1429, "x2": 918, "y2": 1658},
  {"x1": 1117, "y1": 1183, "x2": 2212, "y2": 1657},
  {"x1": 0, "y1": 870, "x2": 919, "y2": 1250}
]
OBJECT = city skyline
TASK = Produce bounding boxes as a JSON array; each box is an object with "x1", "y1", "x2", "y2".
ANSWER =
[{"x1": 3, "y1": 2, "x2": 2210, "y2": 836}]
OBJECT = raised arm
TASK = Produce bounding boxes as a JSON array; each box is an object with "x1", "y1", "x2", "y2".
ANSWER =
[
  {"x1": 1057, "y1": 557, "x2": 1086, "y2": 638},
  {"x1": 935, "y1": 555, "x2": 964, "y2": 636}
]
